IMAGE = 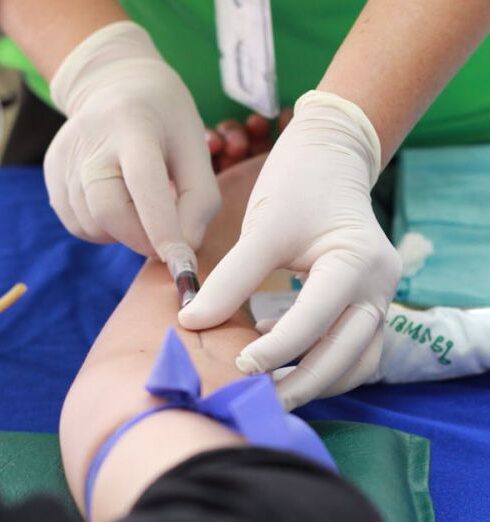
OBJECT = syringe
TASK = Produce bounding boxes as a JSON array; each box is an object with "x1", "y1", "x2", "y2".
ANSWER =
[
  {"x1": 175, "y1": 270, "x2": 200, "y2": 308},
  {"x1": 165, "y1": 243, "x2": 200, "y2": 309}
]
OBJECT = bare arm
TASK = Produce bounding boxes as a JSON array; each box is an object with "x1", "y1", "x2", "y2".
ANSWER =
[
  {"x1": 0, "y1": 0, "x2": 128, "y2": 79},
  {"x1": 60, "y1": 156, "x2": 266, "y2": 522},
  {"x1": 319, "y1": 0, "x2": 490, "y2": 166}
]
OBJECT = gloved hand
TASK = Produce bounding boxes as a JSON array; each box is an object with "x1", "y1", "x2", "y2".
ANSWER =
[
  {"x1": 44, "y1": 21, "x2": 220, "y2": 259},
  {"x1": 179, "y1": 90, "x2": 402, "y2": 410}
]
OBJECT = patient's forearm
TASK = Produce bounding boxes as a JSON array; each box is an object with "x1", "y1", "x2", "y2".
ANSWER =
[{"x1": 60, "y1": 157, "x2": 266, "y2": 521}]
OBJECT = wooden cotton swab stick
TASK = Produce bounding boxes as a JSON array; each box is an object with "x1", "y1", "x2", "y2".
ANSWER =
[{"x1": 0, "y1": 283, "x2": 27, "y2": 312}]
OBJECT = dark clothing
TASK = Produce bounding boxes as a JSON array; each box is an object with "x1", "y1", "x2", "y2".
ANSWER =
[
  {"x1": 2, "y1": 83, "x2": 65, "y2": 166},
  {"x1": 0, "y1": 447, "x2": 382, "y2": 522}
]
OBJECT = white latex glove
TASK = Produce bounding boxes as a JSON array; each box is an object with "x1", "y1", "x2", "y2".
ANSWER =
[
  {"x1": 44, "y1": 21, "x2": 220, "y2": 259},
  {"x1": 259, "y1": 301, "x2": 490, "y2": 393},
  {"x1": 179, "y1": 90, "x2": 402, "y2": 410}
]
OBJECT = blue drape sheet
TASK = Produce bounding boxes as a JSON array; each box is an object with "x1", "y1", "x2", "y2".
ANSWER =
[{"x1": 1, "y1": 166, "x2": 489, "y2": 521}]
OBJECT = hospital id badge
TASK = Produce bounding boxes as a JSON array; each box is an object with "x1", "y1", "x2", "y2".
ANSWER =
[{"x1": 214, "y1": 0, "x2": 279, "y2": 118}]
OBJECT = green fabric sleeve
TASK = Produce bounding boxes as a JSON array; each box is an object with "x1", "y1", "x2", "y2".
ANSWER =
[
  {"x1": 0, "y1": 37, "x2": 53, "y2": 107},
  {"x1": 0, "y1": 421, "x2": 434, "y2": 522},
  {"x1": 2, "y1": 0, "x2": 488, "y2": 144}
]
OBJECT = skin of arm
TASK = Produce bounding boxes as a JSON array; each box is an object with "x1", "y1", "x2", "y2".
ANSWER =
[
  {"x1": 0, "y1": 0, "x2": 128, "y2": 80},
  {"x1": 59, "y1": 155, "x2": 267, "y2": 522},
  {"x1": 318, "y1": 0, "x2": 490, "y2": 167}
]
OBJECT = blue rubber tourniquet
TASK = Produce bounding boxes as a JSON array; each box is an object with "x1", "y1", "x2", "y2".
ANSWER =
[
  {"x1": 1, "y1": 166, "x2": 490, "y2": 521},
  {"x1": 85, "y1": 328, "x2": 336, "y2": 519}
]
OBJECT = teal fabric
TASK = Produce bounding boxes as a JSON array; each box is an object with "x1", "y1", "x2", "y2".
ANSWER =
[
  {"x1": 0, "y1": 423, "x2": 433, "y2": 522},
  {"x1": 393, "y1": 144, "x2": 490, "y2": 308}
]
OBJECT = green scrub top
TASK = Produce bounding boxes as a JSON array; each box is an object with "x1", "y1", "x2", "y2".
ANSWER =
[{"x1": 1, "y1": 0, "x2": 490, "y2": 146}]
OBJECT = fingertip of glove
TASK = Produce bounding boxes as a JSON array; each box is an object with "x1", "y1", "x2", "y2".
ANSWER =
[
  {"x1": 182, "y1": 224, "x2": 207, "y2": 252},
  {"x1": 177, "y1": 307, "x2": 199, "y2": 329},
  {"x1": 282, "y1": 398, "x2": 295, "y2": 412},
  {"x1": 235, "y1": 352, "x2": 262, "y2": 375},
  {"x1": 276, "y1": 373, "x2": 307, "y2": 411},
  {"x1": 178, "y1": 302, "x2": 221, "y2": 330},
  {"x1": 255, "y1": 318, "x2": 275, "y2": 334}
]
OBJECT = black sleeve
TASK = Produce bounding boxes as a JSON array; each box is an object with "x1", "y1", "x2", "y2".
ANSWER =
[
  {"x1": 123, "y1": 446, "x2": 383, "y2": 522},
  {"x1": 0, "y1": 495, "x2": 74, "y2": 522},
  {"x1": 0, "y1": 447, "x2": 383, "y2": 522}
]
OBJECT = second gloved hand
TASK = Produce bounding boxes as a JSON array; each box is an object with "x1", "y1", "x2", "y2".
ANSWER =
[
  {"x1": 45, "y1": 21, "x2": 220, "y2": 258},
  {"x1": 179, "y1": 90, "x2": 402, "y2": 410}
]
